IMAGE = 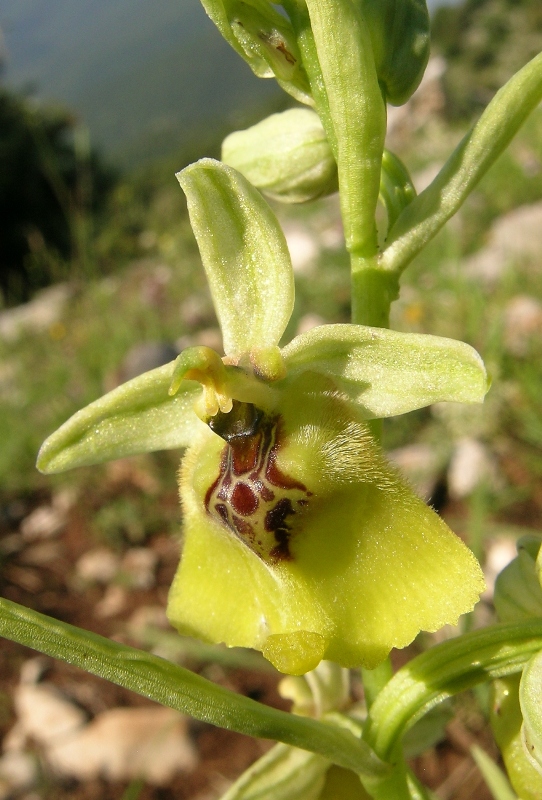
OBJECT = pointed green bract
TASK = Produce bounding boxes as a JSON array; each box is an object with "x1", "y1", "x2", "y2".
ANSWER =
[
  {"x1": 282, "y1": 324, "x2": 489, "y2": 419},
  {"x1": 36, "y1": 363, "x2": 204, "y2": 474},
  {"x1": 177, "y1": 159, "x2": 295, "y2": 361},
  {"x1": 168, "y1": 371, "x2": 484, "y2": 674}
]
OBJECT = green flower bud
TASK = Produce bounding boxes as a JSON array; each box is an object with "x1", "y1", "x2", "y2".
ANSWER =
[
  {"x1": 355, "y1": 0, "x2": 430, "y2": 106},
  {"x1": 222, "y1": 108, "x2": 338, "y2": 204},
  {"x1": 494, "y1": 536, "x2": 542, "y2": 623}
]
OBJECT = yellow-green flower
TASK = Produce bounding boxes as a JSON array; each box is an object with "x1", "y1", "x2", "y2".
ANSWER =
[{"x1": 38, "y1": 159, "x2": 487, "y2": 675}]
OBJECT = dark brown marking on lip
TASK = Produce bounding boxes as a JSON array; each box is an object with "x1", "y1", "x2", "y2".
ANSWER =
[
  {"x1": 205, "y1": 404, "x2": 312, "y2": 562},
  {"x1": 231, "y1": 482, "x2": 259, "y2": 516},
  {"x1": 232, "y1": 515, "x2": 254, "y2": 541}
]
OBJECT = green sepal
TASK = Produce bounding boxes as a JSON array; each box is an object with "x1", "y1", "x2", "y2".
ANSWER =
[
  {"x1": 177, "y1": 159, "x2": 295, "y2": 361},
  {"x1": 36, "y1": 362, "x2": 204, "y2": 474},
  {"x1": 494, "y1": 537, "x2": 542, "y2": 623},
  {"x1": 491, "y1": 675, "x2": 542, "y2": 800},
  {"x1": 281, "y1": 324, "x2": 490, "y2": 419},
  {"x1": 199, "y1": 0, "x2": 312, "y2": 104},
  {"x1": 168, "y1": 371, "x2": 484, "y2": 674},
  {"x1": 222, "y1": 108, "x2": 338, "y2": 204},
  {"x1": 379, "y1": 150, "x2": 417, "y2": 235},
  {"x1": 355, "y1": 0, "x2": 430, "y2": 106},
  {"x1": 219, "y1": 741, "x2": 329, "y2": 800},
  {"x1": 520, "y1": 652, "x2": 542, "y2": 783}
]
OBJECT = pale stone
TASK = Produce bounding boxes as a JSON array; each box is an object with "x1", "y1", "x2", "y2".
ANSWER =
[
  {"x1": 282, "y1": 225, "x2": 319, "y2": 275},
  {"x1": 0, "y1": 285, "x2": 71, "y2": 342},
  {"x1": 503, "y1": 295, "x2": 542, "y2": 356},
  {"x1": 8, "y1": 683, "x2": 87, "y2": 748},
  {"x1": 447, "y1": 438, "x2": 496, "y2": 499},
  {"x1": 483, "y1": 537, "x2": 518, "y2": 600},
  {"x1": 48, "y1": 707, "x2": 197, "y2": 785},
  {"x1": 120, "y1": 547, "x2": 158, "y2": 590},
  {"x1": 0, "y1": 752, "x2": 38, "y2": 796},
  {"x1": 20, "y1": 505, "x2": 66, "y2": 541},
  {"x1": 295, "y1": 314, "x2": 326, "y2": 336},
  {"x1": 94, "y1": 584, "x2": 127, "y2": 618},
  {"x1": 75, "y1": 547, "x2": 120, "y2": 584},
  {"x1": 464, "y1": 202, "x2": 542, "y2": 283},
  {"x1": 388, "y1": 443, "x2": 443, "y2": 501}
]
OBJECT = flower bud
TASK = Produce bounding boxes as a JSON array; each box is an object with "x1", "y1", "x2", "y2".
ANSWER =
[
  {"x1": 222, "y1": 109, "x2": 338, "y2": 204},
  {"x1": 355, "y1": 0, "x2": 430, "y2": 106}
]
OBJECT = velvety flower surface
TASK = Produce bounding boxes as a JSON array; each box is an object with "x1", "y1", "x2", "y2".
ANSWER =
[{"x1": 38, "y1": 159, "x2": 487, "y2": 675}]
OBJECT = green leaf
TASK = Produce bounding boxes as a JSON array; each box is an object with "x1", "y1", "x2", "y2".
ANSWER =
[
  {"x1": 37, "y1": 362, "x2": 203, "y2": 473},
  {"x1": 382, "y1": 51, "x2": 542, "y2": 274},
  {"x1": 304, "y1": 0, "x2": 386, "y2": 256},
  {"x1": 0, "y1": 597, "x2": 386, "y2": 778},
  {"x1": 220, "y1": 742, "x2": 329, "y2": 800},
  {"x1": 520, "y1": 651, "x2": 542, "y2": 778},
  {"x1": 177, "y1": 159, "x2": 294, "y2": 361},
  {"x1": 281, "y1": 324, "x2": 489, "y2": 419},
  {"x1": 471, "y1": 745, "x2": 518, "y2": 800}
]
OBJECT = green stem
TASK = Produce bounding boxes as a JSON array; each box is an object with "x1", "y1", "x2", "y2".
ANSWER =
[
  {"x1": 351, "y1": 254, "x2": 399, "y2": 328},
  {"x1": 0, "y1": 597, "x2": 386, "y2": 778}
]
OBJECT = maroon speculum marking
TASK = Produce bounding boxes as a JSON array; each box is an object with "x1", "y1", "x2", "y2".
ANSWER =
[{"x1": 204, "y1": 401, "x2": 312, "y2": 562}]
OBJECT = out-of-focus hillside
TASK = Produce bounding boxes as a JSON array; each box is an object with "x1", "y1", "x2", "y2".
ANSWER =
[
  {"x1": 433, "y1": 0, "x2": 542, "y2": 117},
  {"x1": 0, "y1": 0, "x2": 282, "y2": 166}
]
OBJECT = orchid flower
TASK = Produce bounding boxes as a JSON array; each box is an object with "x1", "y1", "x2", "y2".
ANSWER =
[{"x1": 38, "y1": 159, "x2": 487, "y2": 676}]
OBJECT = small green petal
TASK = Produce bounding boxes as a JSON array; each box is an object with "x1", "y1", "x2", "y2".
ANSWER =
[
  {"x1": 37, "y1": 363, "x2": 204, "y2": 474},
  {"x1": 177, "y1": 159, "x2": 294, "y2": 360},
  {"x1": 282, "y1": 324, "x2": 490, "y2": 418}
]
